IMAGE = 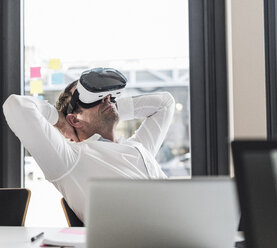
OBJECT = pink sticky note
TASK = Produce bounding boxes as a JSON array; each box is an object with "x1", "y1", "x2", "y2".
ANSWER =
[
  {"x1": 30, "y1": 67, "x2": 41, "y2": 78},
  {"x1": 60, "y1": 228, "x2": 86, "y2": 235}
]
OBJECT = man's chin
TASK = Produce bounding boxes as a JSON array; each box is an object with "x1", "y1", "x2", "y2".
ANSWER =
[{"x1": 102, "y1": 112, "x2": 119, "y2": 125}]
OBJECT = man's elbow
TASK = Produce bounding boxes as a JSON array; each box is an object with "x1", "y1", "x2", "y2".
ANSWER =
[
  {"x1": 162, "y1": 92, "x2": 175, "y2": 107},
  {"x1": 3, "y1": 94, "x2": 21, "y2": 117}
]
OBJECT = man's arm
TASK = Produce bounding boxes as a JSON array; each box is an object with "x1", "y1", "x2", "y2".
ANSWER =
[
  {"x1": 117, "y1": 92, "x2": 175, "y2": 156},
  {"x1": 3, "y1": 95, "x2": 80, "y2": 181}
]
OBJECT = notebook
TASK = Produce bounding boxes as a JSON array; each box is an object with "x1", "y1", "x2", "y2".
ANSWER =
[
  {"x1": 41, "y1": 228, "x2": 85, "y2": 247},
  {"x1": 85, "y1": 178, "x2": 239, "y2": 248},
  {"x1": 232, "y1": 140, "x2": 277, "y2": 248}
]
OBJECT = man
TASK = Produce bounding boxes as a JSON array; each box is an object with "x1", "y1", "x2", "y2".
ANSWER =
[{"x1": 3, "y1": 68, "x2": 175, "y2": 222}]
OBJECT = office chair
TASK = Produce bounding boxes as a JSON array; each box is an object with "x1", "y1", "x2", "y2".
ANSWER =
[
  {"x1": 61, "y1": 198, "x2": 84, "y2": 227},
  {"x1": 0, "y1": 188, "x2": 31, "y2": 226}
]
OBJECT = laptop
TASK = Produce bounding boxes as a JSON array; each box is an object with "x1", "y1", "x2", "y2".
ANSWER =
[
  {"x1": 85, "y1": 178, "x2": 239, "y2": 248},
  {"x1": 232, "y1": 140, "x2": 277, "y2": 248}
]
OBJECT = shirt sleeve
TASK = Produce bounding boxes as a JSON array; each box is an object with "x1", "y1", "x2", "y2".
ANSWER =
[
  {"x1": 2, "y1": 94, "x2": 80, "y2": 181},
  {"x1": 117, "y1": 92, "x2": 175, "y2": 156}
]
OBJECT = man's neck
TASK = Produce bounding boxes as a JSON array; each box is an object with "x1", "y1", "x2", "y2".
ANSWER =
[{"x1": 77, "y1": 125, "x2": 116, "y2": 142}]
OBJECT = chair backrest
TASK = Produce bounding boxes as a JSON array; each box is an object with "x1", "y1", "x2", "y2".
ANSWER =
[
  {"x1": 0, "y1": 188, "x2": 31, "y2": 226},
  {"x1": 61, "y1": 198, "x2": 84, "y2": 227},
  {"x1": 232, "y1": 140, "x2": 277, "y2": 248}
]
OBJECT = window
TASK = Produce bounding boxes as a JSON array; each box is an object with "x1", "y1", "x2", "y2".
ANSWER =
[{"x1": 24, "y1": 0, "x2": 190, "y2": 226}]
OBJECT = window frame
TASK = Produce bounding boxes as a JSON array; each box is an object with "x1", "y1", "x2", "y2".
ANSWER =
[
  {"x1": 189, "y1": 0, "x2": 229, "y2": 175},
  {"x1": 264, "y1": 0, "x2": 277, "y2": 140},
  {"x1": 0, "y1": 0, "x2": 23, "y2": 187}
]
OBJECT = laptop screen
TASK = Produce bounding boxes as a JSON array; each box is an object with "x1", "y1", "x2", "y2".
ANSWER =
[
  {"x1": 85, "y1": 178, "x2": 239, "y2": 248},
  {"x1": 232, "y1": 141, "x2": 277, "y2": 248}
]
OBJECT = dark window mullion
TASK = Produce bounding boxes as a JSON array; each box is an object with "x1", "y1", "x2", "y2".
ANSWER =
[
  {"x1": 204, "y1": 0, "x2": 218, "y2": 175},
  {"x1": 189, "y1": 0, "x2": 228, "y2": 175},
  {"x1": 264, "y1": 0, "x2": 277, "y2": 140},
  {"x1": 0, "y1": 0, "x2": 21, "y2": 187}
]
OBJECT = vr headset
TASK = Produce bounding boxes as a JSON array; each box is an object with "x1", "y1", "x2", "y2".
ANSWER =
[{"x1": 66, "y1": 68, "x2": 127, "y2": 114}]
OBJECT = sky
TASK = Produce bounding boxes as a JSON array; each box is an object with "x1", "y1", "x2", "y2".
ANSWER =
[{"x1": 24, "y1": 0, "x2": 189, "y2": 62}]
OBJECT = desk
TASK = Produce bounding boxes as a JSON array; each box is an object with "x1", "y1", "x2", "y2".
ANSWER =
[
  {"x1": 0, "y1": 226, "x2": 244, "y2": 248},
  {"x1": 0, "y1": 226, "x2": 85, "y2": 248}
]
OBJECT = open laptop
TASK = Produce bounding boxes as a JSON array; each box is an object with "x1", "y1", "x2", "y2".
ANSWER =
[
  {"x1": 232, "y1": 140, "x2": 277, "y2": 248},
  {"x1": 85, "y1": 178, "x2": 239, "y2": 248}
]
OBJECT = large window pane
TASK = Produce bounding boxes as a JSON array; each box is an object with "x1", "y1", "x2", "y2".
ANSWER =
[{"x1": 24, "y1": 0, "x2": 190, "y2": 226}]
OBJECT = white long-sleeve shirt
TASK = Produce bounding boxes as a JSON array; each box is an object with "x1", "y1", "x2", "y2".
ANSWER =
[{"x1": 3, "y1": 92, "x2": 175, "y2": 222}]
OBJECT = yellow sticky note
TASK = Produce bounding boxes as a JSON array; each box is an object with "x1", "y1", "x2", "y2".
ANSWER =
[
  {"x1": 30, "y1": 80, "x2": 43, "y2": 94},
  {"x1": 49, "y1": 59, "x2": 61, "y2": 69}
]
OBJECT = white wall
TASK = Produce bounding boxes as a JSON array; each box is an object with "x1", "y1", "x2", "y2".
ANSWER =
[{"x1": 226, "y1": 0, "x2": 267, "y2": 140}]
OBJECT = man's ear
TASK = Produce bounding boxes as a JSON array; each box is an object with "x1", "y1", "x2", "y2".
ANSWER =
[{"x1": 66, "y1": 114, "x2": 82, "y2": 128}]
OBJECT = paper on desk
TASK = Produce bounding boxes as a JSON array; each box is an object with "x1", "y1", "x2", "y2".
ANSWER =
[
  {"x1": 41, "y1": 228, "x2": 85, "y2": 247},
  {"x1": 60, "y1": 229, "x2": 85, "y2": 235}
]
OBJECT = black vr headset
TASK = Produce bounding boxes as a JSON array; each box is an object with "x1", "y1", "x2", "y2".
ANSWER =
[{"x1": 66, "y1": 68, "x2": 127, "y2": 114}]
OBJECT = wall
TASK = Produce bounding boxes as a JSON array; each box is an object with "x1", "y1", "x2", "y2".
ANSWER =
[{"x1": 226, "y1": 0, "x2": 267, "y2": 140}]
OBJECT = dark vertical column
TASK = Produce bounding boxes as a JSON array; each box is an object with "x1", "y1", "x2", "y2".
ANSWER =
[
  {"x1": 0, "y1": 0, "x2": 22, "y2": 187},
  {"x1": 264, "y1": 0, "x2": 277, "y2": 140},
  {"x1": 189, "y1": 0, "x2": 229, "y2": 175}
]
